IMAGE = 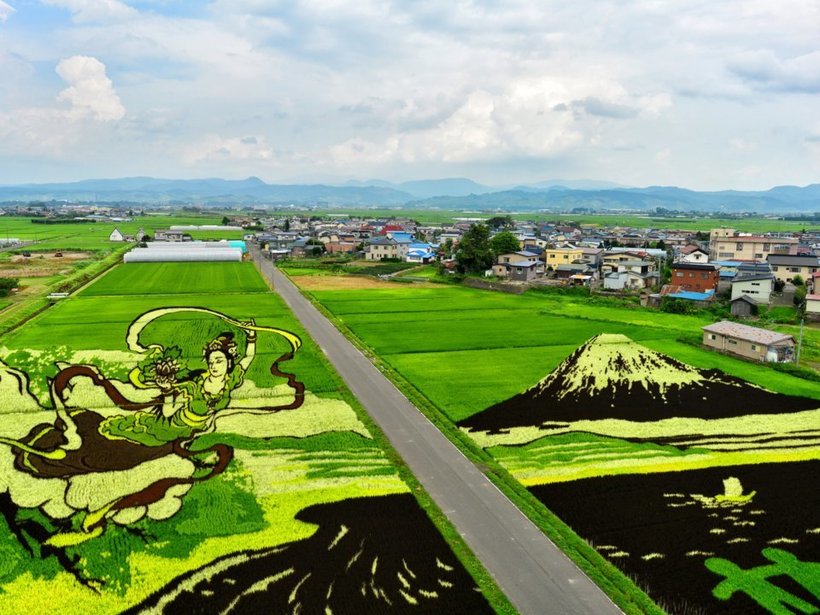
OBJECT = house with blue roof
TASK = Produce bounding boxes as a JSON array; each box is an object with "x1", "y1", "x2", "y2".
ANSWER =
[{"x1": 406, "y1": 242, "x2": 436, "y2": 264}]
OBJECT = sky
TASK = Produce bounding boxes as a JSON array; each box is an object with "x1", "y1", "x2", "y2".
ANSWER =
[{"x1": 0, "y1": 0, "x2": 818, "y2": 190}]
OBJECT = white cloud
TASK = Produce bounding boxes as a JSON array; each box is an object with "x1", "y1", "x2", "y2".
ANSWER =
[
  {"x1": 185, "y1": 135, "x2": 276, "y2": 164},
  {"x1": 42, "y1": 0, "x2": 138, "y2": 23},
  {"x1": 329, "y1": 76, "x2": 669, "y2": 168},
  {"x1": 56, "y1": 55, "x2": 125, "y2": 120},
  {"x1": 729, "y1": 138, "x2": 757, "y2": 152},
  {"x1": 0, "y1": 56, "x2": 124, "y2": 156},
  {"x1": 0, "y1": 1, "x2": 14, "y2": 24},
  {"x1": 0, "y1": 0, "x2": 818, "y2": 188},
  {"x1": 728, "y1": 50, "x2": 820, "y2": 93}
]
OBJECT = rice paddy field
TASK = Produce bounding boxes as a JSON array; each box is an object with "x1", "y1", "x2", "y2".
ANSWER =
[
  {"x1": 267, "y1": 208, "x2": 815, "y2": 233},
  {"x1": 80, "y1": 262, "x2": 270, "y2": 296},
  {"x1": 0, "y1": 262, "x2": 505, "y2": 614},
  {"x1": 305, "y1": 278, "x2": 820, "y2": 614},
  {"x1": 308, "y1": 285, "x2": 819, "y2": 420}
]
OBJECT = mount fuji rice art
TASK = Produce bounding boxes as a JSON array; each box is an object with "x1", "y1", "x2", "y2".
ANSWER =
[{"x1": 460, "y1": 334, "x2": 820, "y2": 615}]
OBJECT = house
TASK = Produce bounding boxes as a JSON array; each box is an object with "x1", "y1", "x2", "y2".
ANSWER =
[
  {"x1": 730, "y1": 274, "x2": 774, "y2": 303},
  {"x1": 601, "y1": 251, "x2": 651, "y2": 271},
  {"x1": 676, "y1": 246, "x2": 709, "y2": 263},
  {"x1": 108, "y1": 228, "x2": 124, "y2": 242},
  {"x1": 811, "y1": 271, "x2": 820, "y2": 294},
  {"x1": 497, "y1": 251, "x2": 542, "y2": 268},
  {"x1": 660, "y1": 286, "x2": 715, "y2": 306},
  {"x1": 154, "y1": 229, "x2": 189, "y2": 242},
  {"x1": 806, "y1": 294, "x2": 820, "y2": 322},
  {"x1": 603, "y1": 270, "x2": 650, "y2": 290},
  {"x1": 494, "y1": 251, "x2": 544, "y2": 279},
  {"x1": 406, "y1": 243, "x2": 436, "y2": 264},
  {"x1": 325, "y1": 241, "x2": 356, "y2": 255},
  {"x1": 291, "y1": 238, "x2": 309, "y2": 258},
  {"x1": 544, "y1": 246, "x2": 584, "y2": 270},
  {"x1": 600, "y1": 252, "x2": 659, "y2": 288},
  {"x1": 579, "y1": 248, "x2": 604, "y2": 268},
  {"x1": 767, "y1": 254, "x2": 820, "y2": 284},
  {"x1": 556, "y1": 263, "x2": 595, "y2": 281},
  {"x1": 670, "y1": 263, "x2": 720, "y2": 293},
  {"x1": 702, "y1": 321, "x2": 795, "y2": 363},
  {"x1": 365, "y1": 236, "x2": 410, "y2": 261},
  {"x1": 507, "y1": 261, "x2": 539, "y2": 282},
  {"x1": 708, "y1": 229, "x2": 798, "y2": 261}
]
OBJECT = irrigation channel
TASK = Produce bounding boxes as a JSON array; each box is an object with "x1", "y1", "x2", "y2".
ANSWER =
[{"x1": 250, "y1": 246, "x2": 622, "y2": 615}]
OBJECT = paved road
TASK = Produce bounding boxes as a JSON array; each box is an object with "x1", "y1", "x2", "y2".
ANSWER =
[{"x1": 252, "y1": 249, "x2": 622, "y2": 615}]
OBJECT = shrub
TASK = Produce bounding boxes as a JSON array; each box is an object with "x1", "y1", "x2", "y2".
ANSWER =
[
  {"x1": 0, "y1": 277, "x2": 19, "y2": 296},
  {"x1": 660, "y1": 297, "x2": 697, "y2": 314}
]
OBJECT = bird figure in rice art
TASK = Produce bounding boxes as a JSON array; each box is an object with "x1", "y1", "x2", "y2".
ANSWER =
[{"x1": 0, "y1": 307, "x2": 304, "y2": 585}]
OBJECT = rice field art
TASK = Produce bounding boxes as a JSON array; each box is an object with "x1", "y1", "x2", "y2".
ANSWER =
[
  {"x1": 0, "y1": 306, "x2": 493, "y2": 614},
  {"x1": 459, "y1": 334, "x2": 820, "y2": 614}
]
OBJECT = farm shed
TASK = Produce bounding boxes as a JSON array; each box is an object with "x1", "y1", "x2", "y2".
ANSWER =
[
  {"x1": 730, "y1": 295, "x2": 763, "y2": 317},
  {"x1": 702, "y1": 320, "x2": 795, "y2": 363}
]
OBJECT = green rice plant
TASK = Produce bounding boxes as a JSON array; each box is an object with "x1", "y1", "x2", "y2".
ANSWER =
[{"x1": 80, "y1": 262, "x2": 269, "y2": 296}]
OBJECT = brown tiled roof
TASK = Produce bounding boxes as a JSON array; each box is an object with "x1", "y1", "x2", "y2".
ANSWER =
[{"x1": 702, "y1": 321, "x2": 794, "y2": 345}]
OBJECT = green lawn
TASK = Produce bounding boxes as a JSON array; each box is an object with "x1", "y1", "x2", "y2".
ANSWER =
[{"x1": 80, "y1": 262, "x2": 269, "y2": 296}]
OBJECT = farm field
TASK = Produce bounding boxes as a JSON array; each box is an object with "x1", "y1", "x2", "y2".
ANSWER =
[
  {"x1": 265, "y1": 208, "x2": 816, "y2": 232},
  {"x1": 306, "y1": 278, "x2": 820, "y2": 614},
  {"x1": 80, "y1": 262, "x2": 269, "y2": 296},
  {"x1": 0, "y1": 247, "x2": 130, "y2": 336},
  {"x1": 0, "y1": 262, "x2": 502, "y2": 614},
  {"x1": 0, "y1": 214, "x2": 235, "y2": 251}
]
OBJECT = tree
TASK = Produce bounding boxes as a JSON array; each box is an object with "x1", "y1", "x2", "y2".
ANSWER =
[
  {"x1": 0, "y1": 277, "x2": 19, "y2": 296},
  {"x1": 490, "y1": 231, "x2": 520, "y2": 257},
  {"x1": 794, "y1": 284, "x2": 807, "y2": 307},
  {"x1": 283, "y1": 219, "x2": 290, "y2": 232},
  {"x1": 792, "y1": 274, "x2": 804, "y2": 287},
  {"x1": 455, "y1": 224, "x2": 494, "y2": 274},
  {"x1": 221, "y1": 216, "x2": 230, "y2": 226},
  {"x1": 486, "y1": 215, "x2": 514, "y2": 230}
]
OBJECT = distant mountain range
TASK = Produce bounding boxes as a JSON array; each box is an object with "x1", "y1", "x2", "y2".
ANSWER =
[{"x1": 0, "y1": 176, "x2": 818, "y2": 213}]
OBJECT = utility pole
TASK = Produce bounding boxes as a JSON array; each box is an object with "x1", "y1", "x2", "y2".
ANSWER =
[{"x1": 795, "y1": 314, "x2": 804, "y2": 366}]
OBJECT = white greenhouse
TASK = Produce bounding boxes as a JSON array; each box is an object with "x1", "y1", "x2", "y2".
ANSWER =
[{"x1": 124, "y1": 243, "x2": 243, "y2": 263}]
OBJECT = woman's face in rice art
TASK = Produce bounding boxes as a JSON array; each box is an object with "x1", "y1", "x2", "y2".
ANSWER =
[{"x1": 207, "y1": 350, "x2": 230, "y2": 379}]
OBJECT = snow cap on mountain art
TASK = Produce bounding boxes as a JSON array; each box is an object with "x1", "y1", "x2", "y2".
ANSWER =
[{"x1": 459, "y1": 334, "x2": 819, "y2": 434}]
